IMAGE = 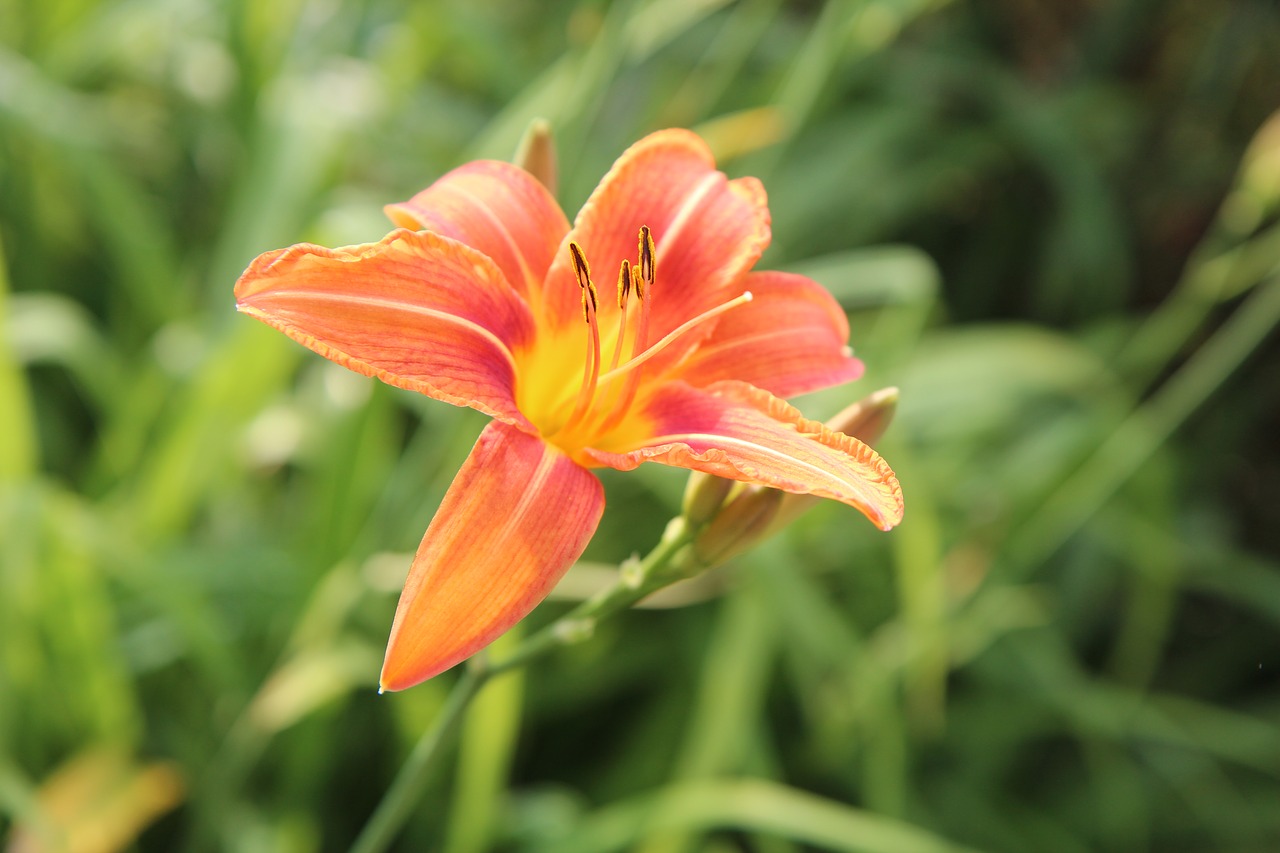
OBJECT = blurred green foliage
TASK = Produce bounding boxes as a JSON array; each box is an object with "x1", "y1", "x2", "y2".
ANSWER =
[{"x1": 3, "y1": 0, "x2": 1280, "y2": 851}]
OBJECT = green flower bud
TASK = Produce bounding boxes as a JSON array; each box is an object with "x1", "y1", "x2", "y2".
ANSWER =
[
  {"x1": 682, "y1": 471, "x2": 738, "y2": 526},
  {"x1": 513, "y1": 118, "x2": 558, "y2": 195}
]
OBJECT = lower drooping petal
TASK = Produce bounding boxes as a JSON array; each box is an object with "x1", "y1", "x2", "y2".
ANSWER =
[
  {"x1": 235, "y1": 229, "x2": 536, "y2": 428},
  {"x1": 379, "y1": 421, "x2": 605, "y2": 691},
  {"x1": 585, "y1": 380, "x2": 903, "y2": 531},
  {"x1": 669, "y1": 270, "x2": 864, "y2": 398}
]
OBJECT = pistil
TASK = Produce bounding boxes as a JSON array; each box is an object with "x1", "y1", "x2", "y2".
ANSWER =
[{"x1": 560, "y1": 242, "x2": 601, "y2": 435}]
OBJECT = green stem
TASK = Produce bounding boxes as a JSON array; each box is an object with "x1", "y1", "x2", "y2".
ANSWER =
[
  {"x1": 347, "y1": 516, "x2": 701, "y2": 853},
  {"x1": 488, "y1": 518, "x2": 698, "y2": 678},
  {"x1": 1006, "y1": 270, "x2": 1280, "y2": 572},
  {"x1": 1117, "y1": 221, "x2": 1280, "y2": 387}
]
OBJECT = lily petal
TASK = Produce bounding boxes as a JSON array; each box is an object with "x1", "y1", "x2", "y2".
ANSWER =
[
  {"x1": 380, "y1": 421, "x2": 605, "y2": 691},
  {"x1": 586, "y1": 380, "x2": 903, "y2": 530},
  {"x1": 541, "y1": 129, "x2": 771, "y2": 346},
  {"x1": 670, "y1": 270, "x2": 864, "y2": 398},
  {"x1": 235, "y1": 228, "x2": 536, "y2": 428},
  {"x1": 385, "y1": 160, "x2": 570, "y2": 305}
]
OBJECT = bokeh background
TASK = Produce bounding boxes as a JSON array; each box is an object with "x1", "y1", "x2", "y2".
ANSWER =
[{"x1": 3, "y1": 0, "x2": 1280, "y2": 850}]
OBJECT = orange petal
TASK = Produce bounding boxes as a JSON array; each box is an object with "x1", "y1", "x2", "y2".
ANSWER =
[
  {"x1": 386, "y1": 160, "x2": 570, "y2": 306},
  {"x1": 586, "y1": 380, "x2": 903, "y2": 530},
  {"x1": 235, "y1": 228, "x2": 536, "y2": 428},
  {"x1": 380, "y1": 421, "x2": 605, "y2": 690},
  {"x1": 671, "y1": 270, "x2": 864, "y2": 398},
  {"x1": 541, "y1": 129, "x2": 771, "y2": 348}
]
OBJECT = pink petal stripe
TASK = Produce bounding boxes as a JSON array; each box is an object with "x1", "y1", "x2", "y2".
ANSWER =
[
  {"x1": 671, "y1": 270, "x2": 864, "y2": 398},
  {"x1": 235, "y1": 229, "x2": 535, "y2": 428},
  {"x1": 386, "y1": 160, "x2": 570, "y2": 305},
  {"x1": 586, "y1": 380, "x2": 903, "y2": 530},
  {"x1": 380, "y1": 422, "x2": 605, "y2": 690},
  {"x1": 540, "y1": 130, "x2": 771, "y2": 348}
]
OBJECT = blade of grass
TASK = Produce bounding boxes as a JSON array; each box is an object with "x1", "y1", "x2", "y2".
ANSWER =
[
  {"x1": 0, "y1": 234, "x2": 36, "y2": 480},
  {"x1": 1005, "y1": 270, "x2": 1280, "y2": 573},
  {"x1": 638, "y1": 579, "x2": 777, "y2": 853},
  {"x1": 534, "y1": 778, "x2": 984, "y2": 853},
  {"x1": 444, "y1": 630, "x2": 525, "y2": 853}
]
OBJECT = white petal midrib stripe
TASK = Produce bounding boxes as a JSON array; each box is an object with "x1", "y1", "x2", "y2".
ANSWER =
[{"x1": 258, "y1": 289, "x2": 521, "y2": 374}]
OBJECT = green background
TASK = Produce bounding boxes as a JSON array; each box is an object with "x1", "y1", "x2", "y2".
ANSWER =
[{"x1": 3, "y1": 0, "x2": 1279, "y2": 850}]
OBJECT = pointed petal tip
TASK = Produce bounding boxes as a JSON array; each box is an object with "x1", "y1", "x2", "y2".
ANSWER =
[
  {"x1": 378, "y1": 631, "x2": 477, "y2": 691},
  {"x1": 377, "y1": 660, "x2": 445, "y2": 694}
]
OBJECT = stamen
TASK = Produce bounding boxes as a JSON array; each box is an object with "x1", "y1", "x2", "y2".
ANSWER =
[
  {"x1": 617, "y1": 258, "x2": 632, "y2": 309},
  {"x1": 569, "y1": 243, "x2": 597, "y2": 322},
  {"x1": 592, "y1": 229, "x2": 655, "y2": 434},
  {"x1": 554, "y1": 226, "x2": 739, "y2": 445},
  {"x1": 560, "y1": 242, "x2": 601, "y2": 434},
  {"x1": 637, "y1": 225, "x2": 655, "y2": 297}
]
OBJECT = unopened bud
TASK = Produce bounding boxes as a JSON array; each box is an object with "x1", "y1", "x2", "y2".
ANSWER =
[
  {"x1": 692, "y1": 486, "x2": 783, "y2": 567},
  {"x1": 513, "y1": 118, "x2": 558, "y2": 195},
  {"x1": 827, "y1": 386, "x2": 899, "y2": 445},
  {"x1": 682, "y1": 472, "x2": 738, "y2": 526}
]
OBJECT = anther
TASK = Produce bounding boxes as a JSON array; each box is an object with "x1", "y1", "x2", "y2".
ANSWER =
[
  {"x1": 569, "y1": 242, "x2": 597, "y2": 322},
  {"x1": 616, "y1": 259, "x2": 631, "y2": 309},
  {"x1": 638, "y1": 226, "x2": 655, "y2": 296}
]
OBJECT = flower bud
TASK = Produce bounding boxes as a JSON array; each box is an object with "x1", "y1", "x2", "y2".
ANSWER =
[
  {"x1": 829, "y1": 386, "x2": 899, "y2": 445},
  {"x1": 513, "y1": 118, "x2": 558, "y2": 195},
  {"x1": 692, "y1": 485, "x2": 783, "y2": 567},
  {"x1": 682, "y1": 471, "x2": 738, "y2": 526}
]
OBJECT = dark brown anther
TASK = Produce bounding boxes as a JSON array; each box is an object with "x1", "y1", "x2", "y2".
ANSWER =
[
  {"x1": 569, "y1": 242, "x2": 597, "y2": 322},
  {"x1": 638, "y1": 226, "x2": 655, "y2": 295},
  {"x1": 617, "y1": 259, "x2": 631, "y2": 309}
]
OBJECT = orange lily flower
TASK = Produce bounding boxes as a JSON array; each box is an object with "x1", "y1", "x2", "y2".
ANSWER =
[{"x1": 234, "y1": 129, "x2": 904, "y2": 691}]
